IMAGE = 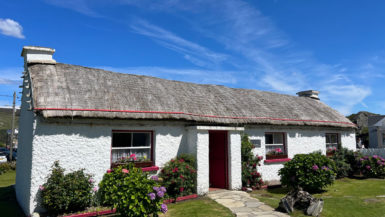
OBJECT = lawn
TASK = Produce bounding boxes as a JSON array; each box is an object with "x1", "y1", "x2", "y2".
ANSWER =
[
  {"x1": 250, "y1": 178, "x2": 385, "y2": 217},
  {"x1": 0, "y1": 170, "x2": 25, "y2": 217}
]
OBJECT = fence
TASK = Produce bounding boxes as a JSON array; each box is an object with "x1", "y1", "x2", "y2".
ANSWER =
[{"x1": 359, "y1": 148, "x2": 385, "y2": 158}]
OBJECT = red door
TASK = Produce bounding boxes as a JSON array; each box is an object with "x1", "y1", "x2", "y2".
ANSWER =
[{"x1": 209, "y1": 131, "x2": 228, "y2": 189}]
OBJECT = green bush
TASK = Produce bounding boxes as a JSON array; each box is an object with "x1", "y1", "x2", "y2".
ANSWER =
[
  {"x1": 279, "y1": 152, "x2": 336, "y2": 192},
  {"x1": 0, "y1": 161, "x2": 16, "y2": 175},
  {"x1": 241, "y1": 134, "x2": 263, "y2": 189},
  {"x1": 99, "y1": 164, "x2": 167, "y2": 216},
  {"x1": 159, "y1": 154, "x2": 197, "y2": 199},
  {"x1": 40, "y1": 161, "x2": 94, "y2": 215},
  {"x1": 359, "y1": 155, "x2": 385, "y2": 178},
  {"x1": 331, "y1": 148, "x2": 361, "y2": 178}
]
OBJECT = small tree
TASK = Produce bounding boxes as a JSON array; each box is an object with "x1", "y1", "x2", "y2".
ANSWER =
[{"x1": 241, "y1": 134, "x2": 263, "y2": 189}]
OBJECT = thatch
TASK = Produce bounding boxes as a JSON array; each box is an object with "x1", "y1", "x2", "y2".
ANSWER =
[{"x1": 27, "y1": 63, "x2": 355, "y2": 128}]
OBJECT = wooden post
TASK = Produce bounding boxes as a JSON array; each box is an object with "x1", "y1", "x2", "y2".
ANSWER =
[{"x1": 9, "y1": 91, "x2": 16, "y2": 161}]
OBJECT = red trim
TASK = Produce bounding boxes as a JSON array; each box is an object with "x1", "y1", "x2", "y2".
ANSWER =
[
  {"x1": 141, "y1": 166, "x2": 159, "y2": 172},
  {"x1": 264, "y1": 158, "x2": 291, "y2": 163},
  {"x1": 63, "y1": 209, "x2": 116, "y2": 217},
  {"x1": 164, "y1": 194, "x2": 198, "y2": 204},
  {"x1": 34, "y1": 107, "x2": 356, "y2": 127}
]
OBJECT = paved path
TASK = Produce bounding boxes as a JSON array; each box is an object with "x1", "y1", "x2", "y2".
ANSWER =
[{"x1": 208, "y1": 190, "x2": 289, "y2": 217}]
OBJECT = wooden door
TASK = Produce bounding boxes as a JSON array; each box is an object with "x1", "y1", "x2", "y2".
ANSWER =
[{"x1": 209, "y1": 131, "x2": 228, "y2": 189}]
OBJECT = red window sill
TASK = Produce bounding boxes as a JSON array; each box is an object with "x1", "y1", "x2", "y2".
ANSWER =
[
  {"x1": 141, "y1": 166, "x2": 159, "y2": 172},
  {"x1": 264, "y1": 158, "x2": 291, "y2": 164}
]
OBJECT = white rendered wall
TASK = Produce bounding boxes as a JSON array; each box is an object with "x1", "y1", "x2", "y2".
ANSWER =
[
  {"x1": 245, "y1": 126, "x2": 356, "y2": 182},
  {"x1": 195, "y1": 130, "x2": 209, "y2": 195},
  {"x1": 26, "y1": 119, "x2": 188, "y2": 214},
  {"x1": 228, "y1": 131, "x2": 242, "y2": 190}
]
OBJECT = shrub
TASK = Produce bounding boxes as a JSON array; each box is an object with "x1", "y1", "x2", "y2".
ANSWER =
[
  {"x1": 241, "y1": 134, "x2": 263, "y2": 189},
  {"x1": 99, "y1": 163, "x2": 167, "y2": 216},
  {"x1": 279, "y1": 152, "x2": 336, "y2": 192},
  {"x1": 358, "y1": 155, "x2": 385, "y2": 178},
  {"x1": 40, "y1": 161, "x2": 94, "y2": 215},
  {"x1": 0, "y1": 161, "x2": 16, "y2": 175},
  {"x1": 159, "y1": 154, "x2": 197, "y2": 199},
  {"x1": 331, "y1": 148, "x2": 362, "y2": 178}
]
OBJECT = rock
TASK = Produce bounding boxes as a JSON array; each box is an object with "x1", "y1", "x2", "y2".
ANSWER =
[
  {"x1": 279, "y1": 195, "x2": 295, "y2": 213},
  {"x1": 246, "y1": 188, "x2": 253, "y2": 192},
  {"x1": 306, "y1": 199, "x2": 324, "y2": 217},
  {"x1": 31, "y1": 213, "x2": 40, "y2": 217}
]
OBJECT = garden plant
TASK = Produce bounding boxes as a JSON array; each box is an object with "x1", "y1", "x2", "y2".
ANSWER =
[{"x1": 241, "y1": 134, "x2": 264, "y2": 189}]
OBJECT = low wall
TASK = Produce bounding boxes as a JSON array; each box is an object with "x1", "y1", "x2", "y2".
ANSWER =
[{"x1": 360, "y1": 148, "x2": 385, "y2": 158}]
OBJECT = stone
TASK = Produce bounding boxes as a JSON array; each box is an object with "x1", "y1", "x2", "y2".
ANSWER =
[
  {"x1": 246, "y1": 187, "x2": 253, "y2": 192},
  {"x1": 279, "y1": 189, "x2": 323, "y2": 216},
  {"x1": 306, "y1": 199, "x2": 324, "y2": 217},
  {"x1": 31, "y1": 213, "x2": 40, "y2": 217},
  {"x1": 279, "y1": 196, "x2": 295, "y2": 213}
]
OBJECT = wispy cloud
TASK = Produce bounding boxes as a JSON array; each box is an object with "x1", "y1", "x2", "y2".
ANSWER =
[
  {"x1": 129, "y1": 19, "x2": 228, "y2": 68},
  {"x1": 44, "y1": 0, "x2": 101, "y2": 17},
  {"x1": 0, "y1": 18, "x2": 25, "y2": 39}
]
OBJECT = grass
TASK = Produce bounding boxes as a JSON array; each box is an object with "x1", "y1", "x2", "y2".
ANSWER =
[
  {"x1": 160, "y1": 197, "x2": 234, "y2": 217},
  {"x1": 250, "y1": 178, "x2": 385, "y2": 217},
  {"x1": 0, "y1": 170, "x2": 25, "y2": 217}
]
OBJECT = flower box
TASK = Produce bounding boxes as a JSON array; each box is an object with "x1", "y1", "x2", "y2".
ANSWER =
[
  {"x1": 111, "y1": 161, "x2": 153, "y2": 168},
  {"x1": 326, "y1": 152, "x2": 334, "y2": 157},
  {"x1": 163, "y1": 194, "x2": 198, "y2": 204},
  {"x1": 63, "y1": 208, "x2": 116, "y2": 217},
  {"x1": 266, "y1": 154, "x2": 288, "y2": 160}
]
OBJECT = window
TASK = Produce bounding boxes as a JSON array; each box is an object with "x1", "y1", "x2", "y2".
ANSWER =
[
  {"x1": 111, "y1": 131, "x2": 153, "y2": 164},
  {"x1": 265, "y1": 132, "x2": 287, "y2": 159},
  {"x1": 325, "y1": 133, "x2": 339, "y2": 150}
]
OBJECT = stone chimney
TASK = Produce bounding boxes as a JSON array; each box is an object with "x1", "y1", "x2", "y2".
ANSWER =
[
  {"x1": 296, "y1": 90, "x2": 320, "y2": 100},
  {"x1": 21, "y1": 46, "x2": 56, "y2": 64}
]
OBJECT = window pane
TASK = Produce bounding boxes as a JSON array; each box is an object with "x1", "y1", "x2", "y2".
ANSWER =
[
  {"x1": 265, "y1": 134, "x2": 273, "y2": 144},
  {"x1": 326, "y1": 135, "x2": 330, "y2": 144},
  {"x1": 130, "y1": 148, "x2": 151, "y2": 159},
  {"x1": 133, "y1": 133, "x2": 151, "y2": 147},
  {"x1": 111, "y1": 149, "x2": 130, "y2": 163},
  {"x1": 266, "y1": 145, "x2": 285, "y2": 154},
  {"x1": 112, "y1": 133, "x2": 131, "y2": 147},
  {"x1": 273, "y1": 133, "x2": 283, "y2": 144},
  {"x1": 330, "y1": 134, "x2": 338, "y2": 144}
]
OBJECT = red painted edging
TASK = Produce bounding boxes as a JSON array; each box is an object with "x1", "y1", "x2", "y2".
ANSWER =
[
  {"x1": 164, "y1": 194, "x2": 198, "y2": 204},
  {"x1": 64, "y1": 209, "x2": 116, "y2": 217},
  {"x1": 33, "y1": 107, "x2": 356, "y2": 127},
  {"x1": 141, "y1": 166, "x2": 159, "y2": 172},
  {"x1": 264, "y1": 158, "x2": 291, "y2": 164}
]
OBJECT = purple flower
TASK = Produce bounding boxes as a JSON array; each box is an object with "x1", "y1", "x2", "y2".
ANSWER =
[
  {"x1": 148, "y1": 192, "x2": 156, "y2": 200},
  {"x1": 312, "y1": 165, "x2": 319, "y2": 171},
  {"x1": 93, "y1": 186, "x2": 99, "y2": 192},
  {"x1": 360, "y1": 158, "x2": 364, "y2": 161},
  {"x1": 366, "y1": 165, "x2": 371, "y2": 170},
  {"x1": 157, "y1": 190, "x2": 165, "y2": 198},
  {"x1": 89, "y1": 178, "x2": 94, "y2": 183},
  {"x1": 39, "y1": 185, "x2": 45, "y2": 191},
  {"x1": 364, "y1": 156, "x2": 369, "y2": 160},
  {"x1": 153, "y1": 186, "x2": 159, "y2": 192},
  {"x1": 373, "y1": 155, "x2": 379, "y2": 159},
  {"x1": 160, "y1": 186, "x2": 167, "y2": 193},
  {"x1": 160, "y1": 204, "x2": 168, "y2": 213},
  {"x1": 151, "y1": 176, "x2": 159, "y2": 181},
  {"x1": 322, "y1": 166, "x2": 329, "y2": 171}
]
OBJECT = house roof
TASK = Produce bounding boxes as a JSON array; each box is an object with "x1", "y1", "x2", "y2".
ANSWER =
[
  {"x1": 368, "y1": 116, "x2": 385, "y2": 127},
  {"x1": 27, "y1": 63, "x2": 355, "y2": 128}
]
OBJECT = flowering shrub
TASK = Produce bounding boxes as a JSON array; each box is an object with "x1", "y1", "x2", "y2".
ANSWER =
[
  {"x1": 99, "y1": 163, "x2": 167, "y2": 216},
  {"x1": 279, "y1": 152, "x2": 336, "y2": 192},
  {"x1": 241, "y1": 134, "x2": 264, "y2": 189},
  {"x1": 115, "y1": 153, "x2": 150, "y2": 164},
  {"x1": 331, "y1": 148, "x2": 361, "y2": 178},
  {"x1": 159, "y1": 154, "x2": 197, "y2": 199},
  {"x1": 40, "y1": 161, "x2": 94, "y2": 215},
  {"x1": 359, "y1": 155, "x2": 385, "y2": 178}
]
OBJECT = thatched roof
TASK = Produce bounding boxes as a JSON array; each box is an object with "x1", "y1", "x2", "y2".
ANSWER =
[{"x1": 27, "y1": 63, "x2": 355, "y2": 128}]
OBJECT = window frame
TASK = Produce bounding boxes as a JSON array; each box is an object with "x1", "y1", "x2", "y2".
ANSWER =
[
  {"x1": 264, "y1": 132, "x2": 288, "y2": 159},
  {"x1": 111, "y1": 130, "x2": 154, "y2": 167},
  {"x1": 325, "y1": 133, "x2": 340, "y2": 150}
]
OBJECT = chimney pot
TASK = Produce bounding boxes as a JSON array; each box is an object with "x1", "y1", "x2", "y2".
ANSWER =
[
  {"x1": 296, "y1": 90, "x2": 320, "y2": 100},
  {"x1": 21, "y1": 46, "x2": 56, "y2": 64}
]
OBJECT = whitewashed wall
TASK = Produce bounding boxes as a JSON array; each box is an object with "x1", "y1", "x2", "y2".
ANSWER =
[
  {"x1": 20, "y1": 119, "x2": 189, "y2": 215},
  {"x1": 245, "y1": 126, "x2": 356, "y2": 182}
]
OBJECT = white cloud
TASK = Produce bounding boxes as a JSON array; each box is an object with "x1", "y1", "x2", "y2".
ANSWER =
[{"x1": 0, "y1": 19, "x2": 25, "y2": 39}]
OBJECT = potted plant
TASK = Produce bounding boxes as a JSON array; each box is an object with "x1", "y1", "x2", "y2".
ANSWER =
[
  {"x1": 111, "y1": 154, "x2": 153, "y2": 168},
  {"x1": 326, "y1": 147, "x2": 337, "y2": 157},
  {"x1": 266, "y1": 148, "x2": 287, "y2": 160}
]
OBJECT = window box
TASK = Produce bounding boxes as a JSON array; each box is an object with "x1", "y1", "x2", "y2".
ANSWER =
[
  {"x1": 266, "y1": 154, "x2": 288, "y2": 160},
  {"x1": 111, "y1": 161, "x2": 153, "y2": 168},
  {"x1": 326, "y1": 152, "x2": 334, "y2": 157}
]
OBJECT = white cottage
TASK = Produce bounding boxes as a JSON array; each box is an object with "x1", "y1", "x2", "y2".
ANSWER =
[{"x1": 16, "y1": 46, "x2": 356, "y2": 215}]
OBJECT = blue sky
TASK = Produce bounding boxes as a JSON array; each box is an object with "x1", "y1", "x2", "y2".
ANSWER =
[{"x1": 0, "y1": 0, "x2": 384, "y2": 115}]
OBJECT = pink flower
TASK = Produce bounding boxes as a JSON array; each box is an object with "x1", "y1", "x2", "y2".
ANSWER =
[
  {"x1": 93, "y1": 186, "x2": 99, "y2": 192},
  {"x1": 275, "y1": 148, "x2": 282, "y2": 153},
  {"x1": 107, "y1": 169, "x2": 112, "y2": 173},
  {"x1": 122, "y1": 169, "x2": 129, "y2": 174},
  {"x1": 312, "y1": 165, "x2": 319, "y2": 171},
  {"x1": 373, "y1": 155, "x2": 379, "y2": 159},
  {"x1": 366, "y1": 165, "x2": 371, "y2": 170},
  {"x1": 89, "y1": 178, "x2": 94, "y2": 183},
  {"x1": 179, "y1": 187, "x2": 184, "y2": 192},
  {"x1": 258, "y1": 156, "x2": 263, "y2": 160},
  {"x1": 39, "y1": 185, "x2": 45, "y2": 191}
]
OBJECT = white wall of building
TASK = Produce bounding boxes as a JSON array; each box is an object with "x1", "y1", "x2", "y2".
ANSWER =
[{"x1": 245, "y1": 126, "x2": 356, "y2": 182}]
